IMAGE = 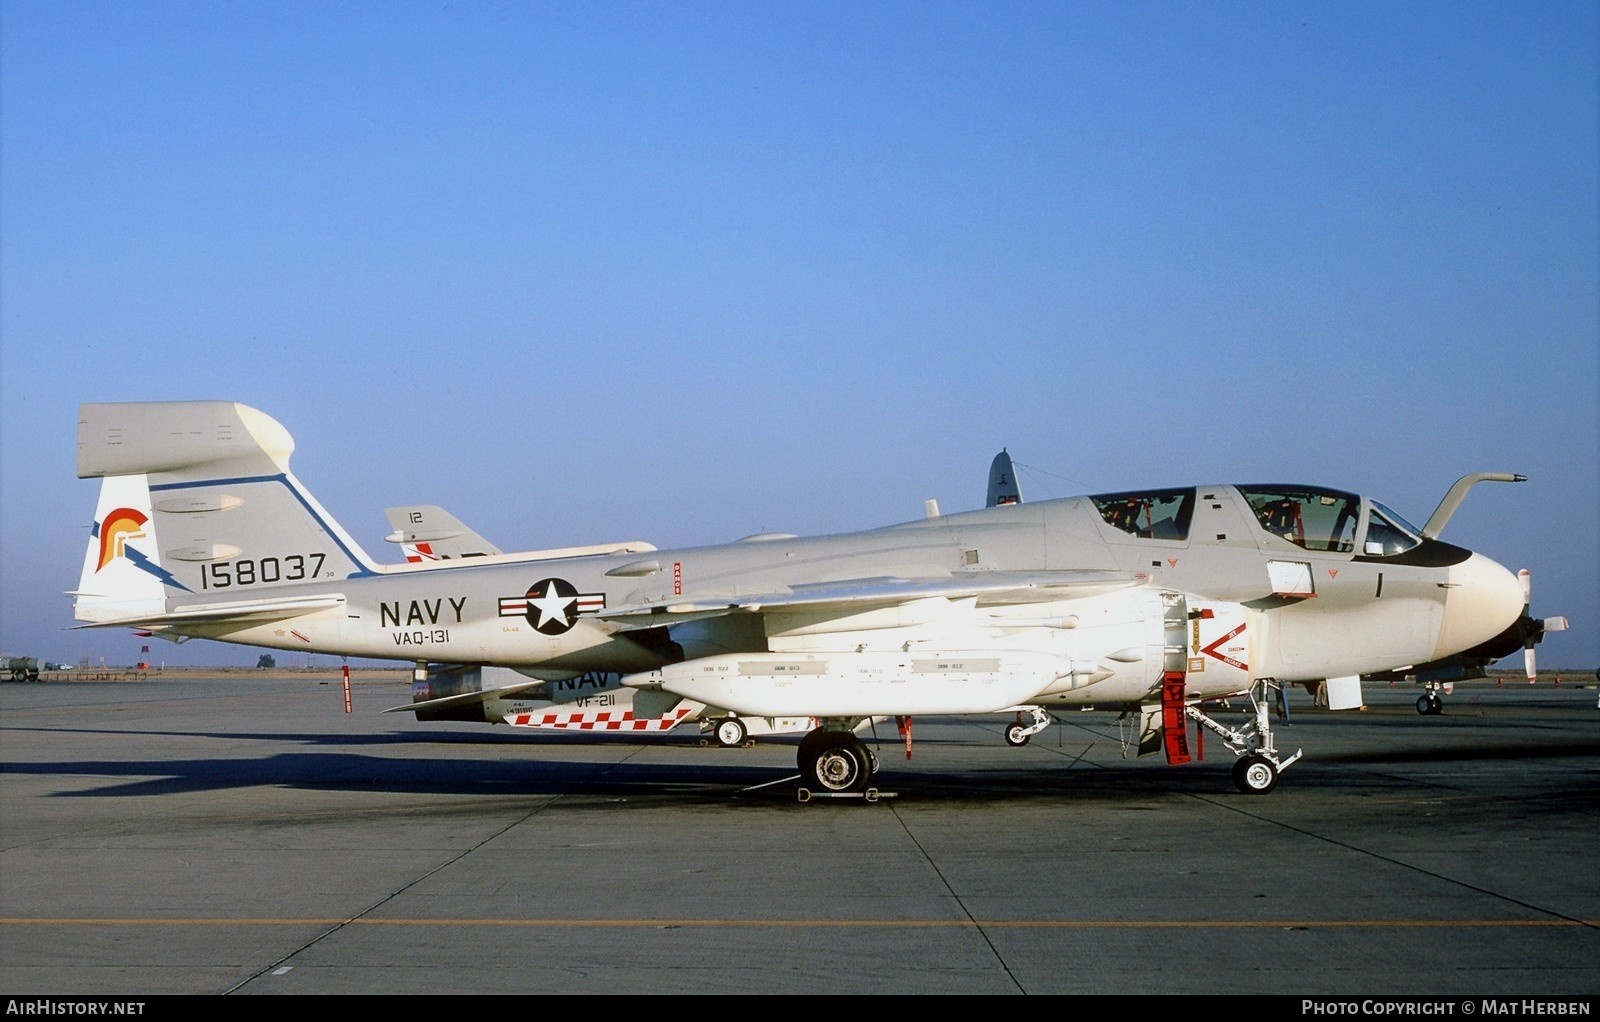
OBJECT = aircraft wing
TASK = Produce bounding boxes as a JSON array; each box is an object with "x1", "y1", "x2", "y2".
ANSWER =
[
  {"x1": 598, "y1": 569, "x2": 1141, "y2": 627},
  {"x1": 382, "y1": 677, "x2": 550, "y2": 715}
]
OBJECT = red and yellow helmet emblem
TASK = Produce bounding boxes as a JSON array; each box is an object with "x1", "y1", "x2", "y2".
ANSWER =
[{"x1": 96, "y1": 507, "x2": 149, "y2": 571}]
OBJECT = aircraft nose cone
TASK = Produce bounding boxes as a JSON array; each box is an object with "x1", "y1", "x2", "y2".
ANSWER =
[{"x1": 1433, "y1": 553, "x2": 1525, "y2": 659}]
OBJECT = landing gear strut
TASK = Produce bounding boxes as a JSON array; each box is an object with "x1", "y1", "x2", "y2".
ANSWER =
[
  {"x1": 1185, "y1": 679, "x2": 1303, "y2": 795},
  {"x1": 1005, "y1": 706, "x2": 1052, "y2": 747}
]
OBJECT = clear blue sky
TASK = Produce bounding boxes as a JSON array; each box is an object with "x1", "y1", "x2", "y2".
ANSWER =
[{"x1": 2, "y1": 1, "x2": 1595, "y2": 671}]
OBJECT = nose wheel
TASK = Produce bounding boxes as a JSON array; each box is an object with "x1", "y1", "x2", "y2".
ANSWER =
[{"x1": 1231, "y1": 754, "x2": 1278, "y2": 794}]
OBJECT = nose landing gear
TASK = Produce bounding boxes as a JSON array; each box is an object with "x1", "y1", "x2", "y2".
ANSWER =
[{"x1": 1185, "y1": 679, "x2": 1302, "y2": 795}]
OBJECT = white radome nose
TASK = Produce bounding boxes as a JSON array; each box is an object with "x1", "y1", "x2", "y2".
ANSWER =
[{"x1": 1433, "y1": 553, "x2": 1525, "y2": 659}]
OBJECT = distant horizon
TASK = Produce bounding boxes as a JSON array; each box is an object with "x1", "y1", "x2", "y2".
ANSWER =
[{"x1": 12, "y1": 660, "x2": 1596, "y2": 678}]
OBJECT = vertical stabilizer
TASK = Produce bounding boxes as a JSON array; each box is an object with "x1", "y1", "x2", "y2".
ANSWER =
[
  {"x1": 75, "y1": 473, "x2": 166, "y2": 623},
  {"x1": 74, "y1": 402, "x2": 377, "y2": 622},
  {"x1": 384, "y1": 505, "x2": 503, "y2": 561},
  {"x1": 987, "y1": 449, "x2": 1022, "y2": 507}
]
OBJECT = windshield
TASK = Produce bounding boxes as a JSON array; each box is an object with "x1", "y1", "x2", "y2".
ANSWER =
[
  {"x1": 1238, "y1": 486, "x2": 1359, "y2": 552},
  {"x1": 1363, "y1": 501, "x2": 1423, "y2": 557}
]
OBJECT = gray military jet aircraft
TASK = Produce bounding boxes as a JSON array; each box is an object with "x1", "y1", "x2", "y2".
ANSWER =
[{"x1": 73, "y1": 401, "x2": 1552, "y2": 796}]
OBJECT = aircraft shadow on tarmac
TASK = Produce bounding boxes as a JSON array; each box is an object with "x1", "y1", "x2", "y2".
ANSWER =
[
  {"x1": 0, "y1": 723, "x2": 1225, "y2": 801},
  {"x1": 6, "y1": 723, "x2": 1597, "y2": 804}
]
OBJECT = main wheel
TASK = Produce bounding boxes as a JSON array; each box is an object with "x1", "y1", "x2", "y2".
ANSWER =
[
  {"x1": 797, "y1": 728, "x2": 829, "y2": 763},
  {"x1": 714, "y1": 717, "x2": 748, "y2": 748},
  {"x1": 801, "y1": 734, "x2": 872, "y2": 793},
  {"x1": 1415, "y1": 694, "x2": 1433, "y2": 715},
  {"x1": 1232, "y1": 754, "x2": 1278, "y2": 795},
  {"x1": 1005, "y1": 723, "x2": 1031, "y2": 747}
]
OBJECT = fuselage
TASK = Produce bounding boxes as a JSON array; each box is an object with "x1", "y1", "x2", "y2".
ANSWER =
[{"x1": 160, "y1": 481, "x2": 1523, "y2": 708}]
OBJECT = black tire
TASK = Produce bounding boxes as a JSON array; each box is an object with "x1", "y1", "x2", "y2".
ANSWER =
[
  {"x1": 797, "y1": 728, "x2": 829, "y2": 763},
  {"x1": 801, "y1": 734, "x2": 872, "y2": 793},
  {"x1": 1232, "y1": 754, "x2": 1278, "y2": 795},
  {"x1": 1416, "y1": 695, "x2": 1433, "y2": 715},
  {"x1": 1005, "y1": 724, "x2": 1031, "y2": 747},
  {"x1": 714, "y1": 718, "x2": 747, "y2": 748}
]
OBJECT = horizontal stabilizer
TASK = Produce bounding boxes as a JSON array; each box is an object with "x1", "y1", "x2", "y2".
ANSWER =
[{"x1": 71, "y1": 594, "x2": 346, "y2": 630}]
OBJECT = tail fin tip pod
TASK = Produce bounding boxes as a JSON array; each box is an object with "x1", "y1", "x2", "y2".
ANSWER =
[
  {"x1": 78, "y1": 401, "x2": 296, "y2": 479},
  {"x1": 74, "y1": 401, "x2": 376, "y2": 628}
]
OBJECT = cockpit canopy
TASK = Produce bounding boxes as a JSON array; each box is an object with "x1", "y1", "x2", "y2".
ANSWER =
[
  {"x1": 1089, "y1": 484, "x2": 1426, "y2": 558},
  {"x1": 1091, "y1": 489, "x2": 1195, "y2": 540},
  {"x1": 1237, "y1": 486, "x2": 1360, "y2": 552},
  {"x1": 1237, "y1": 486, "x2": 1426, "y2": 557}
]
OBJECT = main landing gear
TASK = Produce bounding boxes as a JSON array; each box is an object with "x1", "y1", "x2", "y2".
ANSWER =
[
  {"x1": 1185, "y1": 679, "x2": 1303, "y2": 795},
  {"x1": 797, "y1": 724, "x2": 879, "y2": 795}
]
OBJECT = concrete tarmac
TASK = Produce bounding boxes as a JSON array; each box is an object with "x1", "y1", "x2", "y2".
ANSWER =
[{"x1": 2, "y1": 673, "x2": 1598, "y2": 996}]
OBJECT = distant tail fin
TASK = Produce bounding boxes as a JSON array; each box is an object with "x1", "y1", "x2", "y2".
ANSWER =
[
  {"x1": 987, "y1": 449, "x2": 1022, "y2": 507},
  {"x1": 74, "y1": 402, "x2": 376, "y2": 625},
  {"x1": 383, "y1": 505, "x2": 503, "y2": 561}
]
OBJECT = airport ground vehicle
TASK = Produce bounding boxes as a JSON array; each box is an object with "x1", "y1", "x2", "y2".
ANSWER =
[{"x1": 3, "y1": 657, "x2": 42, "y2": 682}]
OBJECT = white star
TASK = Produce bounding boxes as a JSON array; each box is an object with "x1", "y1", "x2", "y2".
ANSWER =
[{"x1": 528, "y1": 584, "x2": 576, "y2": 629}]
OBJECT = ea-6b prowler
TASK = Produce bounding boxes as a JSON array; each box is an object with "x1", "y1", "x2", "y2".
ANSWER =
[{"x1": 73, "y1": 401, "x2": 1553, "y2": 796}]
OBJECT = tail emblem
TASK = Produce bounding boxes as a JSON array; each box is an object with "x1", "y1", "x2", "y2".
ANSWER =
[
  {"x1": 95, "y1": 507, "x2": 149, "y2": 570},
  {"x1": 92, "y1": 506, "x2": 190, "y2": 591}
]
